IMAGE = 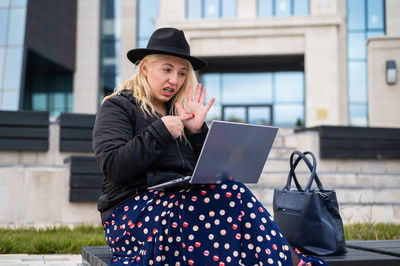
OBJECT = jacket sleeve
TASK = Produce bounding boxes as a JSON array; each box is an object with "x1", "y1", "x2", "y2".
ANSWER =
[
  {"x1": 185, "y1": 123, "x2": 208, "y2": 158},
  {"x1": 92, "y1": 97, "x2": 174, "y2": 185}
]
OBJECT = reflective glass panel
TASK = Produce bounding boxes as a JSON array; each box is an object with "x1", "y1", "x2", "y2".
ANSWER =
[
  {"x1": 1, "y1": 89, "x2": 18, "y2": 110},
  {"x1": 249, "y1": 106, "x2": 271, "y2": 125},
  {"x1": 275, "y1": 0, "x2": 291, "y2": 16},
  {"x1": 257, "y1": 0, "x2": 273, "y2": 16},
  {"x1": 0, "y1": 47, "x2": 4, "y2": 84},
  {"x1": 348, "y1": 32, "x2": 366, "y2": 59},
  {"x1": 138, "y1": 0, "x2": 158, "y2": 47},
  {"x1": 367, "y1": 30, "x2": 385, "y2": 37},
  {"x1": 0, "y1": 8, "x2": 8, "y2": 45},
  {"x1": 367, "y1": 0, "x2": 384, "y2": 30},
  {"x1": 0, "y1": 0, "x2": 9, "y2": 7},
  {"x1": 187, "y1": 0, "x2": 202, "y2": 18},
  {"x1": 274, "y1": 104, "x2": 304, "y2": 126},
  {"x1": 202, "y1": 73, "x2": 221, "y2": 104},
  {"x1": 348, "y1": 61, "x2": 367, "y2": 103},
  {"x1": 348, "y1": 0, "x2": 365, "y2": 30},
  {"x1": 349, "y1": 104, "x2": 368, "y2": 126},
  {"x1": 32, "y1": 92, "x2": 47, "y2": 110},
  {"x1": 67, "y1": 92, "x2": 73, "y2": 112},
  {"x1": 206, "y1": 104, "x2": 221, "y2": 122},
  {"x1": 221, "y1": 73, "x2": 272, "y2": 104},
  {"x1": 205, "y1": 0, "x2": 219, "y2": 18},
  {"x1": 275, "y1": 72, "x2": 304, "y2": 102},
  {"x1": 294, "y1": 0, "x2": 308, "y2": 15},
  {"x1": 222, "y1": 0, "x2": 235, "y2": 18},
  {"x1": 10, "y1": 0, "x2": 26, "y2": 6},
  {"x1": 223, "y1": 106, "x2": 246, "y2": 122},
  {"x1": 7, "y1": 7, "x2": 26, "y2": 45},
  {"x1": 4, "y1": 47, "x2": 23, "y2": 88}
]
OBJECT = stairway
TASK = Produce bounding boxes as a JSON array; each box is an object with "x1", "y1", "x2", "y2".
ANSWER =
[{"x1": 248, "y1": 128, "x2": 400, "y2": 224}]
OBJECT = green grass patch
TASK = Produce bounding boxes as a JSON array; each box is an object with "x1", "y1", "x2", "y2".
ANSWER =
[
  {"x1": 344, "y1": 222, "x2": 400, "y2": 241},
  {"x1": 0, "y1": 225, "x2": 106, "y2": 254},
  {"x1": 0, "y1": 223, "x2": 399, "y2": 254}
]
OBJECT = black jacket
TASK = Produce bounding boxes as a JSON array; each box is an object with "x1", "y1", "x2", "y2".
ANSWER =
[{"x1": 92, "y1": 90, "x2": 208, "y2": 218}]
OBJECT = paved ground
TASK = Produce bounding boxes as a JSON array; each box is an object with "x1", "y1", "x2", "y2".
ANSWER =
[{"x1": 0, "y1": 254, "x2": 84, "y2": 266}]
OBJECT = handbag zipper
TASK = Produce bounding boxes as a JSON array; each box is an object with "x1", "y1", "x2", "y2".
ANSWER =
[{"x1": 277, "y1": 207, "x2": 301, "y2": 215}]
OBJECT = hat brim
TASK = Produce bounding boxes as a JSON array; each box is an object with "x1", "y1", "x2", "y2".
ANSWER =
[{"x1": 127, "y1": 48, "x2": 208, "y2": 71}]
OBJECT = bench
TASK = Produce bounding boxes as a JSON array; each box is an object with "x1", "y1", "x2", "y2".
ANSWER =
[
  {"x1": 0, "y1": 110, "x2": 49, "y2": 151},
  {"x1": 82, "y1": 240, "x2": 400, "y2": 266},
  {"x1": 295, "y1": 126, "x2": 400, "y2": 159}
]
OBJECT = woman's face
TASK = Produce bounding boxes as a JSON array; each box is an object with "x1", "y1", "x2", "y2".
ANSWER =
[{"x1": 142, "y1": 55, "x2": 188, "y2": 109}]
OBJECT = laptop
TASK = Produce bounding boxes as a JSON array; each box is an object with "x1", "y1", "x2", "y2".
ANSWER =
[{"x1": 147, "y1": 120, "x2": 278, "y2": 190}]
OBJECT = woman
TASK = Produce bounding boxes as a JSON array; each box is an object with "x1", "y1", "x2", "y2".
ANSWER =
[{"x1": 93, "y1": 27, "x2": 326, "y2": 266}]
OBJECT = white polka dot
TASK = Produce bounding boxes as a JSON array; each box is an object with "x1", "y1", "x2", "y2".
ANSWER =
[
  {"x1": 250, "y1": 213, "x2": 256, "y2": 219},
  {"x1": 245, "y1": 234, "x2": 251, "y2": 240},
  {"x1": 220, "y1": 210, "x2": 225, "y2": 216},
  {"x1": 261, "y1": 217, "x2": 267, "y2": 223},
  {"x1": 257, "y1": 236, "x2": 263, "y2": 242},
  {"x1": 204, "y1": 197, "x2": 210, "y2": 203},
  {"x1": 143, "y1": 228, "x2": 148, "y2": 234},
  {"x1": 214, "y1": 219, "x2": 220, "y2": 225},
  {"x1": 209, "y1": 211, "x2": 215, "y2": 217},
  {"x1": 135, "y1": 196, "x2": 140, "y2": 201},
  {"x1": 209, "y1": 234, "x2": 214, "y2": 240},
  {"x1": 227, "y1": 217, "x2": 233, "y2": 223},
  {"x1": 174, "y1": 251, "x2": 179, "y2": 256},
  {"x1": 133, "y1": 206, "x2": 138, "y2": 210},
  {"x1": 278, "y1": 261, "x2": 282, "y2": 266},
  {"x1": 214, "y1": 194, "x2": 220, "y2": 200},
  {"x1": 199, "y1": 214, "x2": 205, "y2": 221},
  {"x1": 155, "y1": 216, "x2": 159, "y2": 222},
  {"x1": 145, "y1": 216, "x2": 150, "y2": 222},
  {"x1": 148, "y1": 206, "x2": 153, "y2": 211},
  {"x1": 221, "y1": 184, "x2": 227, "y2": 189},
  {"x1": 251, "y1": 196, "x2": 257, "y2": 202},
  {"x1": 163, "y1": 201, "x2": 168, "y2": 206},
  {"x1": 205, "y1": 223, "x2": 211, "y2": 229},
  {"x1": 256, "y1": 246, "x2": 261, "y2": 253},
  {"x1": 232, "y1": 184, "x2": 238, "y2": 190},
  {"x1": 188, "y1": 205, "x2": 194, "y2": 212},
  {"x1": 241, "y1": 252, "x2": 246, "y2": 258},
  {"x1": 229, "y1": 201, "x2": 235, "y2": 207},
  {"x1": 245, "y1": 222, "x2": 251, "y2": 229},
  {"x1": 159, "y1": 236, "x2": 163, "y2": 241},
  {"x1": 248, "y1": 244, "x2": 254, "y2": 250},
  {"x1": 268, "y1": 258, "x2": 273, "y2": 264},
  {"x1": 170, "y1": 212, "x2": 174, "y2": 218},
  {"x1": 247, "y1": 202, "x2": 253, "y2": 208},
  {"x1": 240, "y1": 187, "x2": 245, "y2": 193},
  {"x1": 266, "y1": 235, "x2": 271, "y2": 241},
  {"x1": 224, "y1": 243, "x2": 230, "y2": 249},
  {"x1": 279, "y1": 252, "x2": 285, "y2": 258},
  {"x1": 220, "y1": 229, "x2": 226, "y2": 235},
  {"x1": 176, "y1": 236, "x2": 181, "y2": 242},
  {"x1": 271, "y1": 230, "x2": 277, "y2": 236},
  {"x1": 162, "y1": 219, "x2": 167, "y2": 225},
  {"x1": 180, "y1": 204, "x2": 184, "y2": 209},
  {"x1": 233, "y1": 251, "x2": 239, "y2": 257},
  {"x1": 161, "y1": 211, "x2": 166, "y2": 217},
  {"x1": 193, "y1": 225, "x2": 199, "y2": 231},
  {"x1": 227, "y1": 256, "x2": 232, "y2": 262}
]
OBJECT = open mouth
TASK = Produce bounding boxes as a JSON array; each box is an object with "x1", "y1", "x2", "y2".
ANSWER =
[{"x1": 162, "y1": 87, "x2": 175, "y2": 96}]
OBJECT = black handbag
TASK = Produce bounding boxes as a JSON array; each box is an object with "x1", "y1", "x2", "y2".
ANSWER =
[{"x1": 273, "y1": 151, "x2": 347, "y2": 255}]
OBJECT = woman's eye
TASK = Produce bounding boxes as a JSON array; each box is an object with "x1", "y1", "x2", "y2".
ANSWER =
[
  {"x1": 163, "y1": 68, "x2": 171, "y2": 72},
  {"x1": 179, "y1": 72, "x2": 186, "y2": 77}
]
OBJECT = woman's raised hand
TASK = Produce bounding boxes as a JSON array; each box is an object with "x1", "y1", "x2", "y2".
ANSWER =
[{"x1": 175, "y1": 83, "x2": 215, "y2": 134}]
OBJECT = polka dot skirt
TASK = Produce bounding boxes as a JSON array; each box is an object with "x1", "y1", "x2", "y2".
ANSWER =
[{"x1": 103, "y1": 180, "x2": 327, "y2": 265}]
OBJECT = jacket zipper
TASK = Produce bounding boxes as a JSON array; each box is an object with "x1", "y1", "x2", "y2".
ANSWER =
[{"x1": 175, "y1": 140, "x2": 186, "y2": 169}]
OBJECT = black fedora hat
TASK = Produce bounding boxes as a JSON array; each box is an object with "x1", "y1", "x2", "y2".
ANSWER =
[{"x1": 127, "y1": 27, "x2": 207, "y2": 71}]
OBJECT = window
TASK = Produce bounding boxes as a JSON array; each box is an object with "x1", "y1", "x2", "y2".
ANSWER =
[
  {"x1": 347, "y1": 0, "x2": 385, "y2": 126},
  {"x1": 203, "y1": 71, "x2": 304, "y2": 126},
  {"x1": 99, "y1": 0, "x2": 121, "y2": 102},
  {"x1": 187, "y1": 0, "x2": 236, "y2": 19},
  {"x1": 137, "y1": 0, "x2": 158, "y2": 47},
  {"x1": 257, "y1": 0, "x2": 309, "y2": 17},
  {"x1": 0, "y1": 0, "x2": 26, "y2": 110}
]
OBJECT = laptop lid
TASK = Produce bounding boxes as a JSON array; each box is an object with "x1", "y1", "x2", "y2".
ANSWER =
[{"x1": 189, "y1": 120, "x2": 278, "y2": 184}]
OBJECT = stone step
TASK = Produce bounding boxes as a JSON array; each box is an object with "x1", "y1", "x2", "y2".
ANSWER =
[
  {"x1": 258, "y1": 171, "x2": 400, "y2": 188},
  {"x1": 248, "y1": 185, "x2": 400, "y2": 204},
  {"x1": 262, "y1": 158, "x2": 400, "y2": 175}
]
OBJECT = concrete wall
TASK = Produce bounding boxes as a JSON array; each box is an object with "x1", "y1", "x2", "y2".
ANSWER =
[
  {"x1": 0, "y1": 166, "x2": 99, "y2": 227},
  {"x1": 73, "y1": 0, "x2": 100, "y2": 114},
  {"x1": 367, "y1": 37, "x2": 400, "y2": 128}
]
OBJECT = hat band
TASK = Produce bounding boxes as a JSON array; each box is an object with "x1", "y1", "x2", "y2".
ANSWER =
[{"x1": 148, "y1": 45, "x2": 190, "y2": 57}]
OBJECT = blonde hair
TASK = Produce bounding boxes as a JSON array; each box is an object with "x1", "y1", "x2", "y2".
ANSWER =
[{"x1": 103, "y1": 54, "x2": 198, "y2": 118}]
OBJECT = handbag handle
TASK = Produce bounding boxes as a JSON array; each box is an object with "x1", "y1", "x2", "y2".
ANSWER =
[{"x1": 285, "y1": 151, "x2": 324, "y2": 192}]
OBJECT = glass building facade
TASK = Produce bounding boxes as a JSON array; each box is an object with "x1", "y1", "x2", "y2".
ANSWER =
[
  {"x1": 99, "y1": 0, "x2": 121, "y2": 101},
  {"x1": 187, "y1": 0, "x2": 236, "y2": 19},
  {"x1": 0, "y1": 0, "x2": 27, "y2": 110},
  {"x1": 257, "y1": 0, "x2": 309, "y2": 17},
  {"x1": 137, "y1": 0, "x2": 158, "y2": 48},
  {"x1": 347, "y1": 0, "x2": 385, "y2": 126}
]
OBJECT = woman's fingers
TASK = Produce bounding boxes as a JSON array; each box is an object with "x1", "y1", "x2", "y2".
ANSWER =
[
  {"x1": 205, "y1": 97, "x2": 215, "y2": 112},
  {"x1": 178, "y1": 113, "x2": 194, "y2": 121},
  {"x1": 186, "y1": 84, "x2": 193, "y2": 106},
  {"x1": 194, "y1": 83, "x2": 202, "y2": 102},
  {"x1": 199, "y1": 86, "x2": 207, "y2": 105}
]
